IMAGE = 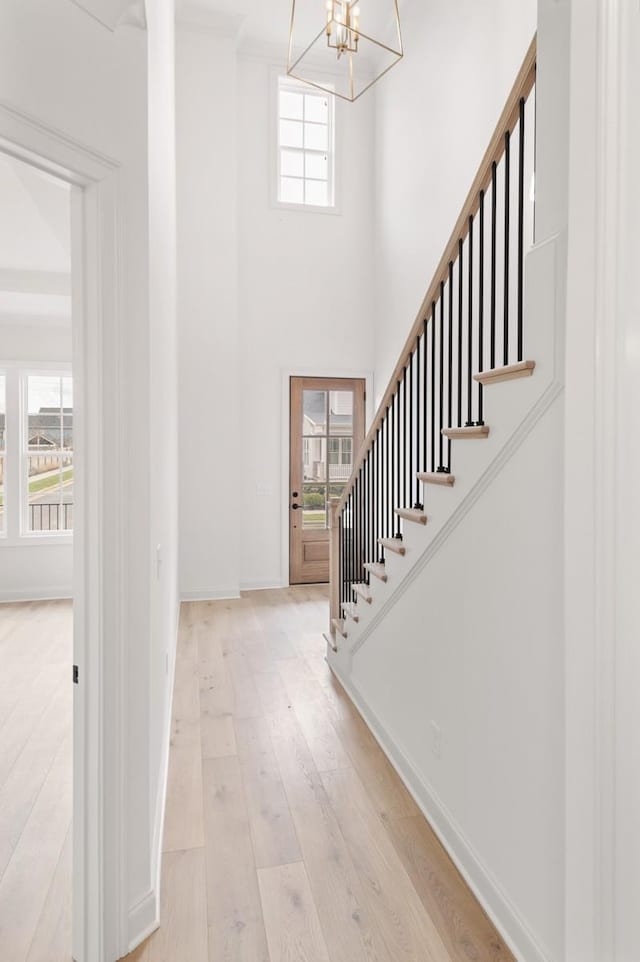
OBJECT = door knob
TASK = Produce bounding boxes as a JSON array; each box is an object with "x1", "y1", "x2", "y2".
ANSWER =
[{"x1": 291, "y1": 503, "x2": 301, "y2": 510}]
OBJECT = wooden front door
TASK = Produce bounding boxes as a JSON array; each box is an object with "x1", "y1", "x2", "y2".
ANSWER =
[{"x1": 289, "y1": 376, "x2": 365, "y2": 585}]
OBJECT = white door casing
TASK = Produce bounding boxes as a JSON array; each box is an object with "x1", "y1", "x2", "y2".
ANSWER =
[{"x1": 0, "y1": 103, "x2": 129, "y2": 961}]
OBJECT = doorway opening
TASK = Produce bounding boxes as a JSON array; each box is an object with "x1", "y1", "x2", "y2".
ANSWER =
[
  {"x1": 289, "y1": 376, "x2": 365, "y2": 585},
  {"x1": 0, "y1": 151, "x2": 75, "y2": 962}
]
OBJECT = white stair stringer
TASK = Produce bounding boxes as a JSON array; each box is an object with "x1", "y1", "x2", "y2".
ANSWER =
[
  {"x1": 325, "y1": 235, "x2": 563, "y2": 962},
  {"x1": 327, "y1": 235, "x2": 562, "y2": 673}
]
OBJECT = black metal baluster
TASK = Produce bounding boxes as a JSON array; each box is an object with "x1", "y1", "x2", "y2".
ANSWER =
[
  {"x1": 430, "y1": 303, "x2": 436, "y2": 473},
  {"x1": 402, "y1": 371, "x2": 407, "y2": 507},
  {"x1": 437, "y1": 284, "x2": 445, "y2": 472},
  {"x1": 478, "y1": 190, "x2": 485, "y2": 425},
  {"x1": 395, "y1": 385, "x2": 402, "y2": 536},
  {"x1": 447, "y1": 263, "x2": 453, "y2": 469},
  {"x1": 457, "y1": 240, "x2": 464, "y2": 427},
  {"x1": 408, "y1": 357, "x2": 413, "y2": 506},
  {"x1": 349, "y1": 489, "x2": 354, "y2": 598},
  {"x1": 391, "y1": 394, "x2": 396, "y2": 529},
  {"x1": 415, "y1": 335, "x2": 422, "y2": 506},
  {"x1": 517, "y1": 97, "x2": 525, "y2": 362},
  {"x1": 503, "y1": 129, "x2": 511, "y2": 366},
  {"x1": 359, "y1": 466, "x2": 364, "y2": 583},
  {"x1": 422, "y1": 318, "x2": 428, "y2": 473},
  {"x1": 466, "y1": 214, "x2": 474, "y2": 425},
  {"x1": 339, "y1": 509, "x2": 344, "y2": 609},
  {"x1": 491, "y1": 161, "x2": 497, "y2": 369},
  {"x1": 387, "y1": 405, "x2": 392, "y2": 540}
]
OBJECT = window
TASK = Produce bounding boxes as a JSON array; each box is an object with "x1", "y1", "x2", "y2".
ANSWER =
[
  {"x1": 277, "y1": 77, "x2": 335, "y2": 209},
  {"x1": 0, "y1": 375, "x2": 5, "y2": 537},
  {"x1": 24, "y1": 374, "x2": 73, "y2": 533}
]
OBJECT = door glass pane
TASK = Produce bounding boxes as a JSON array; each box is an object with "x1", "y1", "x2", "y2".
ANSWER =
[
  {"x1": 328, "y1": 438, "x2": 353, "y2": 482},
  {"x1": 302, "y1": 436, "x2": 326, "y2": 482},
  {"x1": 302, "y1": 483, "x2": 327, "y2": 530},
  {"x1": 303, "y1": 390, "x2": 327, "y2": 435},
  {"x1": 329, "y1": 390, "x2": 353, "y2": 432},
  {"x1": 28, "y1": 454, "x2": 73, "y2": 532}
]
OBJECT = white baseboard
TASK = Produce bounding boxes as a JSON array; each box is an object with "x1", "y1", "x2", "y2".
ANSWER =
[
  {"x1": 0, "y1": 585, "x2": 73, "y2": 602},
  {"x1": 179, "y1": 586, "x2": 241, "y2": 601},
  {"x1": 127, "y1": 888, "x2": 159, "y2": 954},
  {"x1": 328, "y1": 659, "x2": 554, "y2": 962},
  {"x1": 127, "y1": 599, "x2": 181, "y2": 953},
  {"x1": 239, "y1": 578, "x2": 284, "y2": 591}
]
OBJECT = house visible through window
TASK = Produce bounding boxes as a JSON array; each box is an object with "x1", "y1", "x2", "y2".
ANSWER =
[
  {"x1": 278, "y1": 77, "x2": 335, "y2": 208},
  {"x1": 25, "y1": 374, "x2": 73, "y2": 533}
]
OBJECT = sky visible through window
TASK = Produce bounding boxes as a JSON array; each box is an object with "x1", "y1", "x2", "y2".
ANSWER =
[{"x1": 28, "y1": 375, "x2": 73, "y2": 413}]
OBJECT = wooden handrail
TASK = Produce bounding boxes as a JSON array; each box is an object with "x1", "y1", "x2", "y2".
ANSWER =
[{"x1": 337, "y1": 34, "x2": 537, "y2": 513}]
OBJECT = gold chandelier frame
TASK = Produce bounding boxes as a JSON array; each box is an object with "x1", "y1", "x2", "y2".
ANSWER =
[{"x1": 287, "y1": 0, "x2": 403, "y2": 103}]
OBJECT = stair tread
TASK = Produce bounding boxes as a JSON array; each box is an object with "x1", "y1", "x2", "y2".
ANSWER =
[
  {"x1": 442, "y1": 425, "x2": 490, "y2": 439},
  {"x1": 394, "y1": 507, "x2": 428, "y2": 525},
  {"x1": 474, "y1": 360, "x2": 535, "y2": 385},
  {"x1": 342, "y1": 602, "x2": 360, "y2": 623},
  {"x1": 364, "y1": 562, "x2": 388, "y2": 583},
  {"x1": 353, "y1": 582, "x2": 373, "y2": 604},
  {"x1": 331, "y1": 618, "x2": 348, "y2": 639},
  {"x1": 378, "y1": 537, "x2": 406, "y2": 556},
  {"x1": 417, "y1": 471, "x2": 455, "y2": 486}
]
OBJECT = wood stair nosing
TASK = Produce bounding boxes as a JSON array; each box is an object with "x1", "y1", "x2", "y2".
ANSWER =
[
  {"x1": 323, "y1": 631, "x2": 338, "y2": 653},
  {"x1": 342, "y1": 602, "x2": 360, "y2": 623},
  {"x1": 364, "y1": 562, "x2": 388, "y2": 583},
  {"x1": 378, "y1": 537, "x2": 406, "y2": 556},
  {"x1": 331, "y1": 618, "x2": 348, "y2": 640},
  {"x1": 417, "y1": 471, "x2": 455, "y2": 487},
  {"x1": 353, "y1": 582, "x2": 373, "y2": 604},
  {"x1": 473, "y1": 359, "x2": 535, "y2": 385},
  {"x1": 394, "y1": 507, "x2": 428, "y2": 526},
  {"x1": 441, "y1": 425, "x2": 490, "y2": 440}
]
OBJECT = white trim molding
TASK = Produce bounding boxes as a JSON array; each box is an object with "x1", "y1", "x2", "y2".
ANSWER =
[{"x1": 0, "y1": 103, "x2": 129, "y2": 962}]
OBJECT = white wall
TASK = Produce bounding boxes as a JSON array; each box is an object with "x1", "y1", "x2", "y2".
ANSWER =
[
  {"x1": 177, "y1": 24, "x2": 240, "y2": 600},
  {"x1": 176, "y1": 36, "x2": 376, "y2": 597},
  {"x1": 372, "y1": 0, "x2": 536, "y2": 396},
  {"x1": 236, "y1": 55, "x2": 375, "y2": 590}
]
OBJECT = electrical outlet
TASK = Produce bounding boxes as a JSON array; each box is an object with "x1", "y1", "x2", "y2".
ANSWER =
[{"x1": 431, "y1": 721, "x2": 442, "y2": 759}]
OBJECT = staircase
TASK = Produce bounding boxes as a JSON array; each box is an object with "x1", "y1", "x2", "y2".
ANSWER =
[{"x1": 326, "y1": 37, "x2": 539, "y2": 656}]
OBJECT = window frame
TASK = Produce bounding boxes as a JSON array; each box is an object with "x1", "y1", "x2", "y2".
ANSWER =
[
  {"x1": 0, "y1": 361, "x2": 73, "y2": 546},
  {"x1": 272, "y1": 70, "x2": 341, "y2": 215},
  {"x1": 21, "y1": 370, "x2": 74, "y2": 538}
]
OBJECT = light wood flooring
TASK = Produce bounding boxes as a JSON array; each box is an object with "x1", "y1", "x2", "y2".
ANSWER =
[
  {"x1": 127, "y1": 586, "x2": 514, "y2": 962},
  {"x1": 0, "y1": 599, "x2": 73, "y2": 962}
]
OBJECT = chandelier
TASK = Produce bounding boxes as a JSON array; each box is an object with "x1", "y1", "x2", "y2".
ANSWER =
[{"x1": 287, "y1": 0, "x2": 403, "y2": 102}]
